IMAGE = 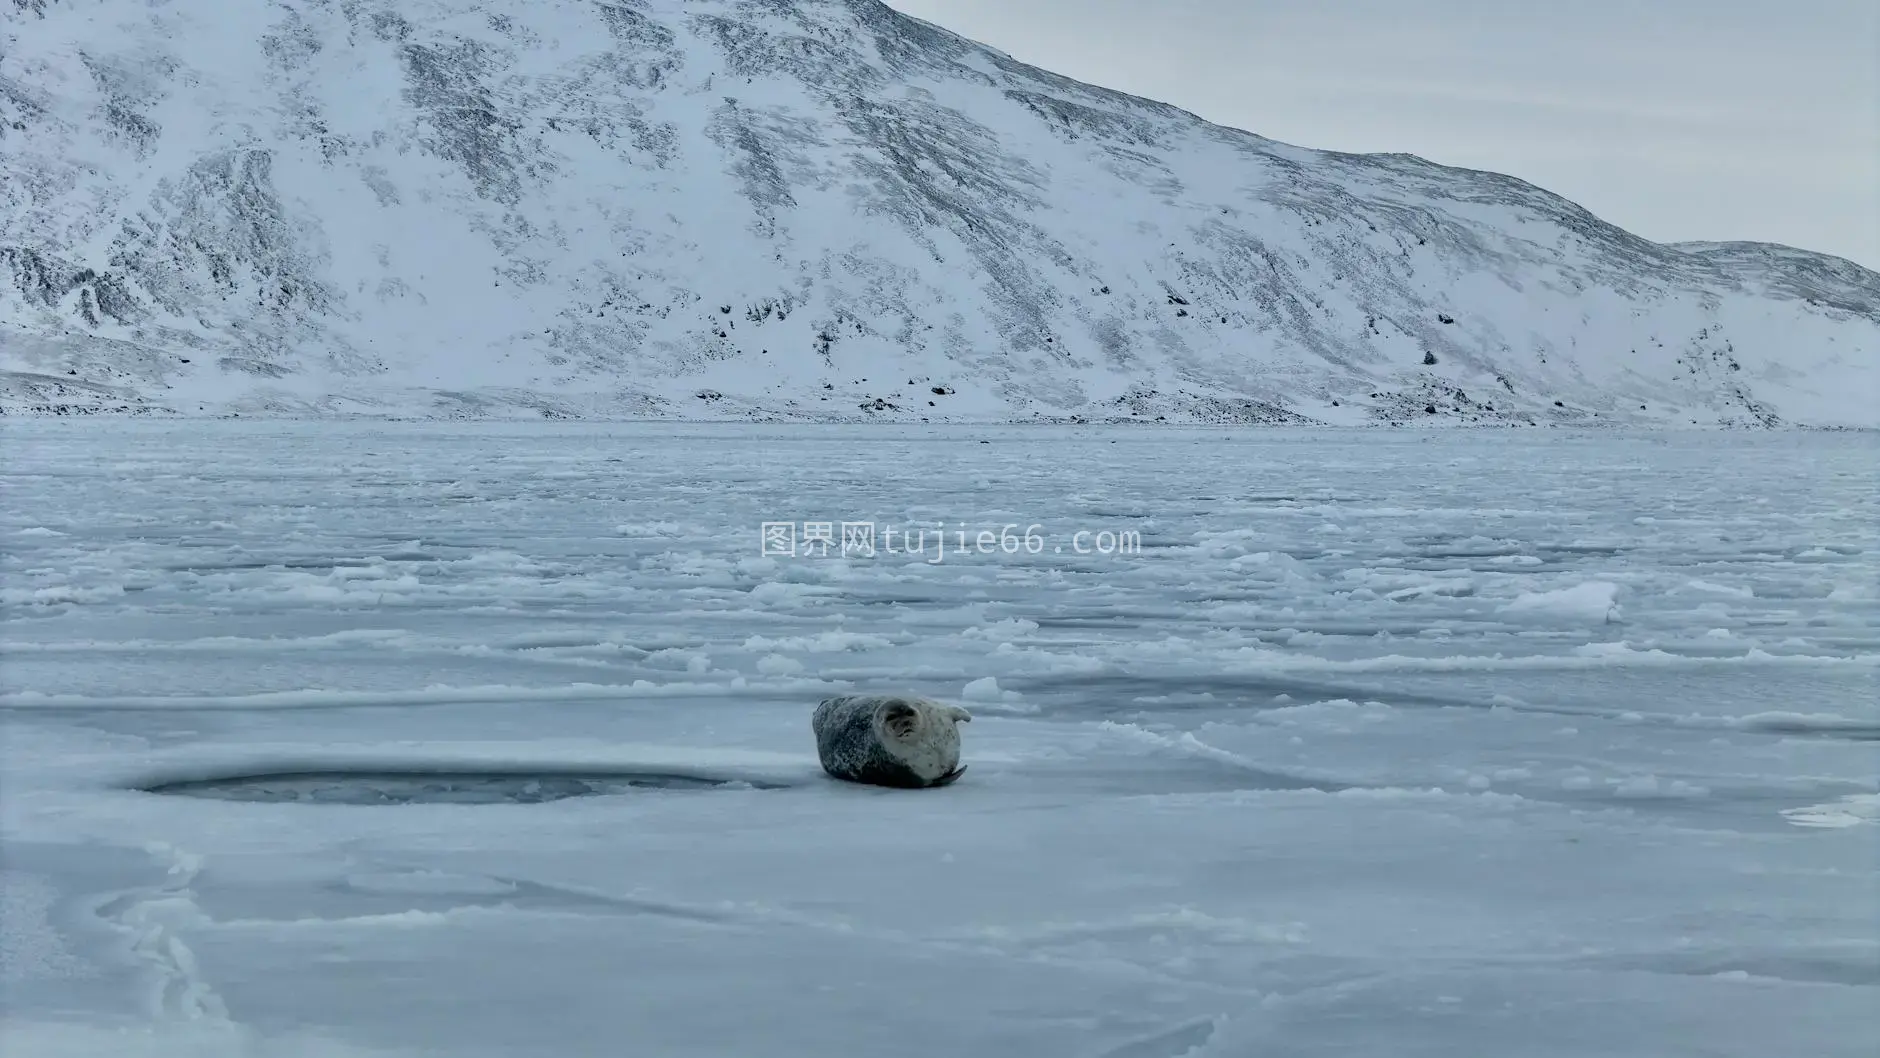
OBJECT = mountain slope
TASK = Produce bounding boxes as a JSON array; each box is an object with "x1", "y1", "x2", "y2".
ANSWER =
[{"x1": 3, "y1": 0, "x2": 1875, "y2": 424}]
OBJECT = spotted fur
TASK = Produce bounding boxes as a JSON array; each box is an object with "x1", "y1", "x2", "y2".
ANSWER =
[{"x1": 812, "y1": 694, "x2": 971, "y2": 789}]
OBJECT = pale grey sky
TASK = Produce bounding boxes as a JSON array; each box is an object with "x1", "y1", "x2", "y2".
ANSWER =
[{"x1": 887, "y1": 0, "x2": 1878, "y2": 269}]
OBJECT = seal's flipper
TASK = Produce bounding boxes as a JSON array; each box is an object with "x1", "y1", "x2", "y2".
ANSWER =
[{"x1": 928, "y1": 765, "x2": 967, "y2": 788}]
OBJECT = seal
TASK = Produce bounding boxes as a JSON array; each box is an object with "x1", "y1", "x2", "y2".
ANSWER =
[{"x1": 812, "y1": 694, "x2": 972, "y2": 789}]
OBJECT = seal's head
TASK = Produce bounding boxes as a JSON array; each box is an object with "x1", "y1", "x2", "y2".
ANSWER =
[
  {"x1": 872, "y1": 696, "x2": 970, "y2": 783},
  {"x1": 880, "y1": 700, "x2": 923, "y2": 741}
]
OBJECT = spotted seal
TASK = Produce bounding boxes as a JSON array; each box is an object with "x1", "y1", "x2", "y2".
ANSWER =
[{"x1": 812, "y1": 694, "x2": 972, "y2": 789}]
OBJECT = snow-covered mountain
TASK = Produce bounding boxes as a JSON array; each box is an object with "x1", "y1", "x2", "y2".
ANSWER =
[{"x1": 4, "y1": 0, "x2": 1876, "y2": 425}]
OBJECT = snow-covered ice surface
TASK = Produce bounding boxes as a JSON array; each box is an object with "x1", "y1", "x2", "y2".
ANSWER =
[{"x1": 2, "y1": 421, "x2": 1876, "y2": 1057}]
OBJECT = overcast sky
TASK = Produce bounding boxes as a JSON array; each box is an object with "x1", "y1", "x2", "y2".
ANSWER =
[{"x1": 886, "y1": 0, "x2": 1877, "y2": 270}]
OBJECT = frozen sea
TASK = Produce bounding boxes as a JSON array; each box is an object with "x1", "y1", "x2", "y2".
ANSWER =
[{"x1": 2, "y1": 421, "x2": 1876, "y2": 1058}]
